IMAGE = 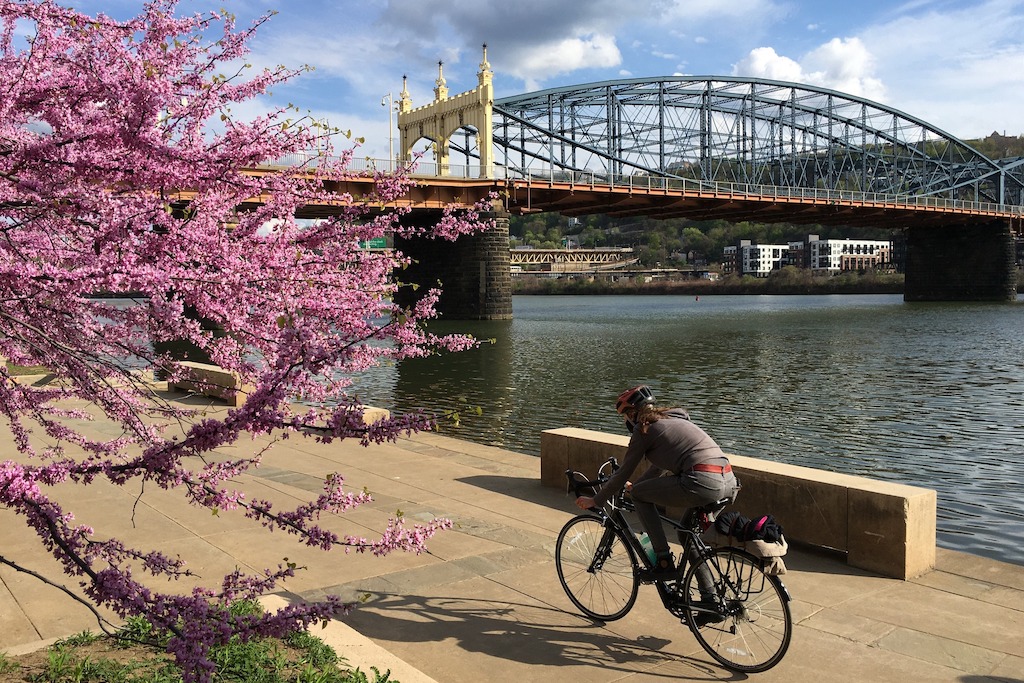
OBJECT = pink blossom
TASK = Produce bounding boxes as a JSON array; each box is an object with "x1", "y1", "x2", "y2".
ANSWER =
[{"x1": 0, "y1": 2, "x2": 491, "y2": 682}]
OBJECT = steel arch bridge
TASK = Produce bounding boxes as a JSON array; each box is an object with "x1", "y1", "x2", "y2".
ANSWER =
[
  {"x1": 393, "y1": 65, "x2": 1020, "y2": 311},
  {"x1": 482, "y1": 77, "x2": 1023, "y2": 208}
]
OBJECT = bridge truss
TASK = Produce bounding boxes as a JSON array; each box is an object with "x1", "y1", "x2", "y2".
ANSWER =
[{"x1": 485, "y1": 77, "x2": 1023, "y2": 208}]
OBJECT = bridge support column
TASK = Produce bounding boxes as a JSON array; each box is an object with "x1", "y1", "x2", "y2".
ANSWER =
[
  {"x1": 394, "y1": 210, "x2": 513, "y2": 320},
  {"x1": 904, "y1": 222, "x2": 1017, "y2": 302}
]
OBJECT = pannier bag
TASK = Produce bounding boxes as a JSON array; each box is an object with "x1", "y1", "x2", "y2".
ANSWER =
[{"x1": 702, "y1": 510, "x2": 789, "y2": 575}]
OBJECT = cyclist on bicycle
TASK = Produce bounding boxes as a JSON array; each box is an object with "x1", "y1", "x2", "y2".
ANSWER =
[{"x1": 575, "y1": 385, "x2": 739, "y2": 582}]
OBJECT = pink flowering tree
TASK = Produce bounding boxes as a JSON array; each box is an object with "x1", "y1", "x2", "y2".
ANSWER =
[{"x1": 0, "y1": 1, "x2": 492, "y2": 680}]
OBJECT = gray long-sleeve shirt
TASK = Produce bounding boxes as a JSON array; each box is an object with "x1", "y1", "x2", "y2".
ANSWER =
[{"x1": 593, "y1": 408, "x2": 728, "y2": 507}]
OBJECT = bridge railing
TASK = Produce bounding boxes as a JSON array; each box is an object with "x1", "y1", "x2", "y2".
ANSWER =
[
  {"x1": 509, "y1": 169, "x2": 1020, "y2": 217},
  {"x1": 261, "y1": 154, "x2": 1022, "y2": 217}
]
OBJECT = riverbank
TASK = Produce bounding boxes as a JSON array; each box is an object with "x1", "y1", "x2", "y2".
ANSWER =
[
  {"x1": 512, "y1": 273, "x2": 905, "y2": 295},
  {"x1": 512, "y1": 268, "x2": 1024, "y2": 295}
]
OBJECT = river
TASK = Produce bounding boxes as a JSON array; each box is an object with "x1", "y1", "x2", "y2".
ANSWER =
[{"x1": 350, "y1": 294, "x2": 1024, "y2": 567}]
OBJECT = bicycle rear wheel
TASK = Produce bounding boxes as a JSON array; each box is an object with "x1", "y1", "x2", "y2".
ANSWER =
[
  {"x1": 683, "y1": 547, "x2": 792, "y2": 672},
  {"x1": 555, "y1": 514, "x2": 639, "y2": 621}
]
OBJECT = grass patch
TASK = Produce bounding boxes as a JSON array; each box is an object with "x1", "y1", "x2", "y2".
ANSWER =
[
  {"x1": 4, "y1": 362, "x2": 50, "y2": 376},
  {"x1": 0, "y1": 603, "x2": 399, "y2": 682}
]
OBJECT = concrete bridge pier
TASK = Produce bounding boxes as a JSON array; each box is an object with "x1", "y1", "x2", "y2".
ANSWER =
[
  {"x1": 904, "y1": 221, "x2": 1018, "y2": 301},
  {"x1": 393, "y1": 209, "x2": 513, "y2": 320}
]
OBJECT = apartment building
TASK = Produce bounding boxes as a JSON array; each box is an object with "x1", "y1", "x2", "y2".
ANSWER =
[
  {"x1": 810, "y1": 238, "x2": 892, "y2": 274},
  {"x1": 741, "y1": 243, "x2": 790, "y2": 277},
  {"x1": 727, "y1": 234, "x2": 894, "y2": 276}
]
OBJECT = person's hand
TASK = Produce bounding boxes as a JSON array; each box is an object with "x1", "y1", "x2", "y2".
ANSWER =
[
  {"x1": 576, "y1": 496, "x2": 595, "y2": 510},
  {"x1": 625, "y1": 481, "x2": 633, "y2": 492}
]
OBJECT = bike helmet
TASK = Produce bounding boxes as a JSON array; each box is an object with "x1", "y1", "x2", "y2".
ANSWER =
[{"x1": 615, "y1": 385, "x2": 655, "y2": 414}]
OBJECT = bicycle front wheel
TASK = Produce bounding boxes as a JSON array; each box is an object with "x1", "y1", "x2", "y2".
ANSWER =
[
  {"x1": 555, "y1": 514, "x2": 639, "y2": 621},
  {"x1": 683, "y1": 547, "x2": 792, "y2": 673}
]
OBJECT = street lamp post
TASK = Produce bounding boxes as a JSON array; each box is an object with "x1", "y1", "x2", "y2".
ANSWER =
[{"x1": 381, "y1": 93, "x2": 395, "y2": 170}]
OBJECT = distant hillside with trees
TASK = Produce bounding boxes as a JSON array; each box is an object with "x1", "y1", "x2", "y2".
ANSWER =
[{"x1": 969, "y1": 131, "x2": 1024, "y2": 159}]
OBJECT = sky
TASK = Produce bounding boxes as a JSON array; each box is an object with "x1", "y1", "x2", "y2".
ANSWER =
[{"x1": 72, "y1": 0, "x2": 1024, "y2": 160}]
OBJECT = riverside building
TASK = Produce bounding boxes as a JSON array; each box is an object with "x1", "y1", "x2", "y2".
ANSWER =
[{"x1": 727, "y1": 235, "x2": 894, "y2": 277}]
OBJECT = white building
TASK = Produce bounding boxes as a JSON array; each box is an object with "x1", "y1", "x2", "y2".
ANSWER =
[
  {"x1": 740, "y1": 243, "x2": 789, "y2": 277},
  {"x1": 809, "y1": 238, "x2": 892, "y2": 274}
]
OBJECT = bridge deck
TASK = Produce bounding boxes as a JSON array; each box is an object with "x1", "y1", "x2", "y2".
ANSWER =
[{"x1": 175, "y1": 167, "x2": 1022, "y2": 229}]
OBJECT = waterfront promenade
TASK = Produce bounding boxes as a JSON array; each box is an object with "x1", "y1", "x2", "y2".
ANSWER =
[{"x1": 1, "y1": 397, "x2": 1023, "y2": 682}]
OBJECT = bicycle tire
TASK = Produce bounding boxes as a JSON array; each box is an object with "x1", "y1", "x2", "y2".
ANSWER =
[
  {"x1": 682, "y1": 547, "x2": 792, "y2": 672},
  {"x1": 555, "y1": 514, "x2": 639, "y2": 621}
]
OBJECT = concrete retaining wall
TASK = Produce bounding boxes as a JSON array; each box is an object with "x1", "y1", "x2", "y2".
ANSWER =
[
  {"x1": 167, "y1": 363, "x2": 392, "y2": 425},
  {"x1": 540, "y1": 427, "x2": 936, "y2": 580},
  {"x1": 169, "y1": 361, "x2": 252, "y2": 406}
]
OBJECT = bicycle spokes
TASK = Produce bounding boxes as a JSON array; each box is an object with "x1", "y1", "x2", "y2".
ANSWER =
[
  {"x1": 683, "y1": 548, "x2": 792, "y2": 673},
  {"x1": 556, "y1": 515, "x2": 639, "y2": 622},
  {"x1": 587, "y1": 528, "x2": 618, "y2": 572}
]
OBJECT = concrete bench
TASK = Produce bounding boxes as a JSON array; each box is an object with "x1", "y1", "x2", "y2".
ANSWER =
[
  {"x1": 167, "y1": 362, "x2": 393, "y2": 426},
  {"x1": 540, "y1": 427, "x2": 936, "y2": 580},
  {"x1": 168, "y1": 361, "x2": 252, "y2": 407}
]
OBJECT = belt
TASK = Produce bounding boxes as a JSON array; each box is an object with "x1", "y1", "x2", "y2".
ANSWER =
[{"x1": 691, "y1": 463, "x2": 732, "y2": 474}]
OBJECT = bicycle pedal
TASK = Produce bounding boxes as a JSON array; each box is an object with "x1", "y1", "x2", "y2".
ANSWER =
[{"x1": 691, "y1": 612, "x2": 727, "y2": 628}]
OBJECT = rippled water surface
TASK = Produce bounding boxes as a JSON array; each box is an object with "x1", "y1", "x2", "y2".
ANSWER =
[{"x1": 352, "y1": 294, "x2": 1024, "y2": 566}]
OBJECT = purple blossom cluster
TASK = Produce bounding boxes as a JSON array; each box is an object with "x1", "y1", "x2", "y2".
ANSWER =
[{"x1": 0, "y1": 2, "x2": 493, "y2": 681}]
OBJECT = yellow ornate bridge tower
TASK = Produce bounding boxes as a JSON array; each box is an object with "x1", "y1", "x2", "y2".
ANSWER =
[
  {"x1": 391, "y1": 46, "x2": 510, "y2": 320},
  {"x1": 397, "y1": 46, "x2": 494, "y2": 178}
]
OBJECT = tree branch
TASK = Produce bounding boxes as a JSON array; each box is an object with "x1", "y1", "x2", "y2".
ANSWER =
[{"x1": 0, "y1": 554, "x2": 117, "y2": 636}]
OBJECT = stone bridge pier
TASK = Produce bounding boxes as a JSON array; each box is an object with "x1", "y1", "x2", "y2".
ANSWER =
[
  {"x1": 904, "y1": 221, "x2": 1017, "y2": 301},
  {"x1": 393, "y1": 209, "x2": 512, "y2": 320}
]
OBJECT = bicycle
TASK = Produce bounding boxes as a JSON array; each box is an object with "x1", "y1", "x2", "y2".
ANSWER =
[{"x1": 555, "y1": 456, "x2": 793, "y2": 673}]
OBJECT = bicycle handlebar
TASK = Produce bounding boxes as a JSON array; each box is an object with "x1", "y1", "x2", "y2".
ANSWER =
[
  {"x1": 565, "y1": 469, "x2": 603, "y2": 497},
  {"x1": 565, "y1": 456, "x2": 620, "y2": 498}
]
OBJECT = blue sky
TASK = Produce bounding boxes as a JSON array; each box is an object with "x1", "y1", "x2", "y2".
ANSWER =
[{"x1": 74, "y1": 0, "x2": 1024, "y2": 159}]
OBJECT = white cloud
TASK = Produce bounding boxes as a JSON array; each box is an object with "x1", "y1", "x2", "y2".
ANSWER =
[
  {"x1": 507, "y1": 34, "x2": 622, "y2": 90},
  {"x1": 801, "y1": 38, "x2": 885, "y2": 100},
  {"x1": 733, "y1": 47, "x2": 805, "y2": 83},
  {"x1": 660, "y1": 0, "x2": 784, "y2": 22},
  {"x1": 733, "y1": 38, "x2": 885, "y2": 101}
]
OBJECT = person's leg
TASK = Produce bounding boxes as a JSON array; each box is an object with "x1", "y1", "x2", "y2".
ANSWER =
[
  {"x1": 683, "y1": 471, "x2": 739, "y2": 597},
  {"x1": 630, "y1": 476, "x2": 702, "y2": 557}
]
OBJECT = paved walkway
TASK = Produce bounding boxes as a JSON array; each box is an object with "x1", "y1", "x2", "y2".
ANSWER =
[{"x1": 2, "y1": 404, "x2": 1023, "y2": 682}]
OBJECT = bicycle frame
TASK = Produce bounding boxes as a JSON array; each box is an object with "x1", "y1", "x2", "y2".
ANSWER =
[
  {"x1": 570, "y1": 459, "x2": 739, "y2": 615},
  {"x1": 561, "y1": 456, "x2": 794, "y2": 672}
]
